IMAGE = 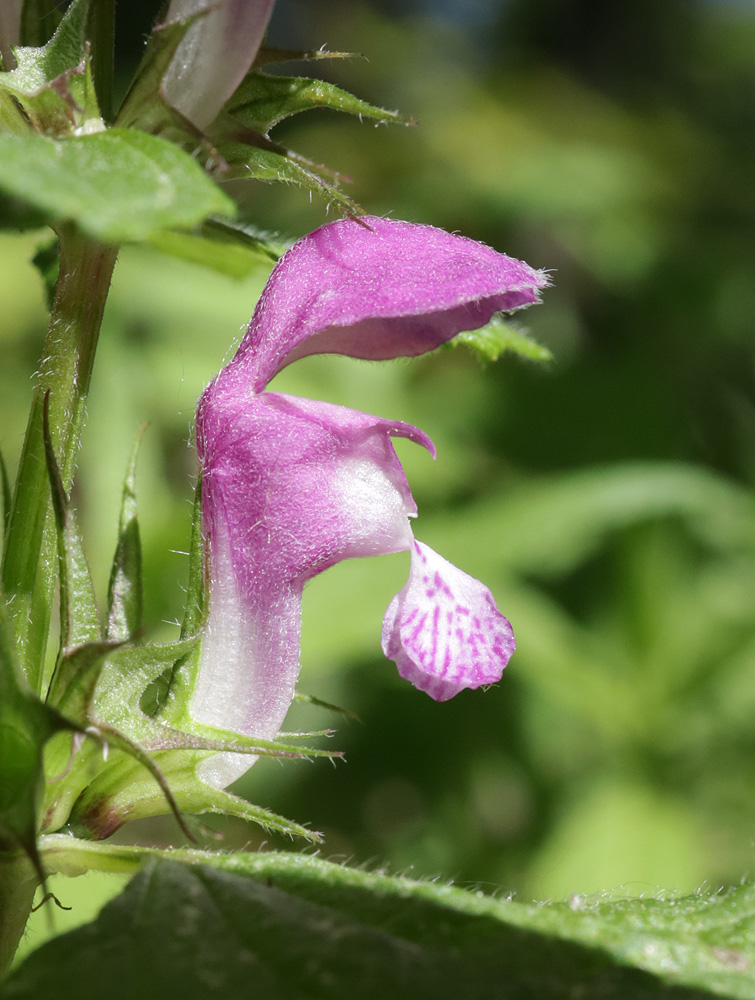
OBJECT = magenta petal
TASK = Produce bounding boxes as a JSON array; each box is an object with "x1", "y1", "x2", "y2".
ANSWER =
[
  {"x1": 232, "y1": 216, "x2": 549, "y2": 391},
  {"x1": 382, "y1": 541, "x2": 515, "y2": 702},
  {"x1": 192, "y1": 386, "x2": 431, "y2": 779},
  {"x1": 197, "y1": 385, "x2": 429, "y2": 588}
]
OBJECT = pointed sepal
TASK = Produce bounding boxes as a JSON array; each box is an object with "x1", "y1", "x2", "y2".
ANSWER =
[
  {"x1": 42, "y1": 391, "x2": 100, "y2": 652},
  {"x1": 106, "y1": 426, "x2": 146, "y2": 643},
  {"x1": 448, "y1": 314, "x2": 553, "y2": 364},
  {"x1": 224, "y1": 71, "x2": 412, "y2": 136},
  {"x1": 0, "y1": 583, "x2": 73, "y2": 871}
]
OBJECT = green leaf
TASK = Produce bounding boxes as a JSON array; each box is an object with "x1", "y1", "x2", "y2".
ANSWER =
[
  {"x1": 86, "y1": 0, "x2": 114, "y2": 123},
  {"x1": 225, "y1": 71, "x2": 412, "y2": 135},
  {"x1": 180, "y1": 475, "x2": 205, "y2": 642},
  {"x1": 253, "y1": 46, "x2": 358, "y2": 69},
  {"x1": 10, "y1": 852, "x2": 755, "y2": 999},
  {"x1": 147, "y1": 218, "x2": 283, "y2": 279},
  {"x1": 66, "y1": 749, "x2": 322, "y2": 843},
  {"x1": 0, "y1": 449, "x2": 10, "y2": 551},
  {"x1": 46, "y1": 639, "x2": 117, "y2": 723},
  {"x1": 42, "y1": 393, "x2": 100, "y2": 652},
  {"x1": 0, "y1": 91, "x2": 30, "y2": 134},
  {"x1": 0, "y1": 130, "x2": 235, "y2": 243},
  {"x1": 448, "y1": 314, "x2": 553, "y2": 363},
  {"x1": 151, "y1": 476, "x2": 205, "y2": 720},
  {"x1": 201, "y1": 217, "x2": 287, "y2": 259},
  {"x1": 0, "y1": 0, "x2": 100, "y2": 136},
  {"x1": 92, "y1": 635, "x2": 201, "y2": 738},
  {"x1": 218, "y1": 140, "x2": 362, "y2": 216},
  {"x1": 294, "y1": 691, "x2": 360, "y2": 721},
  {"x1": 106, "y1": 427, "x2": 145, "y2": 643},
  {"x1": 114, "y1": 17, "x2": 197, "y2": 134},
  {"x1": 10, "y1": 0, "x2": 91, "y2": 92},
  {"x1": 0, "y1": 586, "x2": 69, "y2": 863}
]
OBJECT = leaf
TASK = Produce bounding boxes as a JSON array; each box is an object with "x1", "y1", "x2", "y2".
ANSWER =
[
  {"x1": 10, "y1": 0, "x2": 91, "y2": 92},
  {"x1": 482, "y1": 463, "x2": 755, "y2": 579},
  {"x1": 0, "y1": 130, "x2": 235, "y2": 243},
  {"x1": 294, "y1": 691, "x2": 360, "y2": 721},
  {"x1": 66, "y1": 749, "x2": 322, "y2": 843},
  {"x1": 0, "y1": 0, "x2": 100, "y2": 136},
  {"x1": 86, "y1": 0, "x2": 114, "y2": 122},
  {"x1": 151, "y1": 476, "x2": 205, "y2": 720},
  {"x1": 202, "y1": 216, "x2": 287, "y2": 260},
  {"x1": 114, "y1": 17, "x2": 197, "y2": 134},
  {"x1": 225, "y1": 71, "x2": 412, "y2": 135},
  {"x1": 8, "y1": 853, "x2": 755, "y2": 999},
  {"x1": 448, "y1": 314, "x2": 553, "y2": 363},
  {"x1": 218, "y1": 140, "x2": 362, "y2": 215},
  {"x1": 0, "y1": 585, "x2": 70, "y2": 868},
  {"x1": 92, "y1": 635, "x2": 202, "y2": 737},
  {"x1": 46, "y1": 639, "x2": 118, "y2": 722},
  {"x1": 0, "y1": 449, "x2": 10, "y2": 549},
  {"x1": 253, "y1": 46, "x2": 358, "y2": 69},
  {"x1": 147, "y1": 218, "x2": 283, "y2": 279},
  {"x1": 42, "y1": 392, "x2": 100, "y2": 652},
  {"x1": 106, "y1": 427, "x2": 145, "y2": 642},
  {"x1": 0, "y1": 91, "x2": 29, "y2": 134},
  {"x1": 180, "y1": 474, "x2": 205, "y2": 642}
]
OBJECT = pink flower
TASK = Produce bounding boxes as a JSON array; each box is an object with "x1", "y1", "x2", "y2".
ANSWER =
[{"x1": 193, "y1": 216, "x2": 547, "y2": 783}]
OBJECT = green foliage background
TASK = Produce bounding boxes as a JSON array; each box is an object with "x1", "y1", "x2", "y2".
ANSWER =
[{"x1": 2, "y1": 0, "x2": 755, "y2": 957}]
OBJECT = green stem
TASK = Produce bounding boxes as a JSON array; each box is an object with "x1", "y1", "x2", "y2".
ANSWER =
[
  {"x1": 0, "y1": 851, "x2": 37, "y2": 978},
  {"x1": 1, "y1": 226, "x2": 118, "y2": 694}
]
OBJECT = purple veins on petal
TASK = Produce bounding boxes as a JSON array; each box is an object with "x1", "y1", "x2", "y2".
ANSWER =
[{"x1": 382, "y1": 542, "x2": 515, "y2": 702}]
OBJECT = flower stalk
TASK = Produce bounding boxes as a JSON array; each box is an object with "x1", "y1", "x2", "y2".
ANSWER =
[{"x1": 2, "y1": 225, "x2": 118, "y2": 693}]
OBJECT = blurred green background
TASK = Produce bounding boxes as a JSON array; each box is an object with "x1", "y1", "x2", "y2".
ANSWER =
[{"x1": 3, "y1": 0, "x2": 755, "y2": 951}]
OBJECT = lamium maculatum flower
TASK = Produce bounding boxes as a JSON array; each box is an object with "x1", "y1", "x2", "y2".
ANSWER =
[{"x1": 194, "y1": 216, "x2": 547, "y2": 786}]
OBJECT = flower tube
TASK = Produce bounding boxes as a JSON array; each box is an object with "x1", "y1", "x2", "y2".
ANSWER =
[{"x1": 194, "y1": 216, "x2": 548, "y2": 785}]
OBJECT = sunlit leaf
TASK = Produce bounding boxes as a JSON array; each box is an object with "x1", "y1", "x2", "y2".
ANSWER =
[
  {"x1": 0, "y1": 130, "x2": 234, "y2": 242},
  {"x1": 10, "y1": 852, "x2": 755, "y2": 999}
]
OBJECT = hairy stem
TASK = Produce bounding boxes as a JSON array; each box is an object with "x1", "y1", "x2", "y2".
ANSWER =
[{"x1": 1, "y1": 226, "x2": 118, "y2": 694}]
